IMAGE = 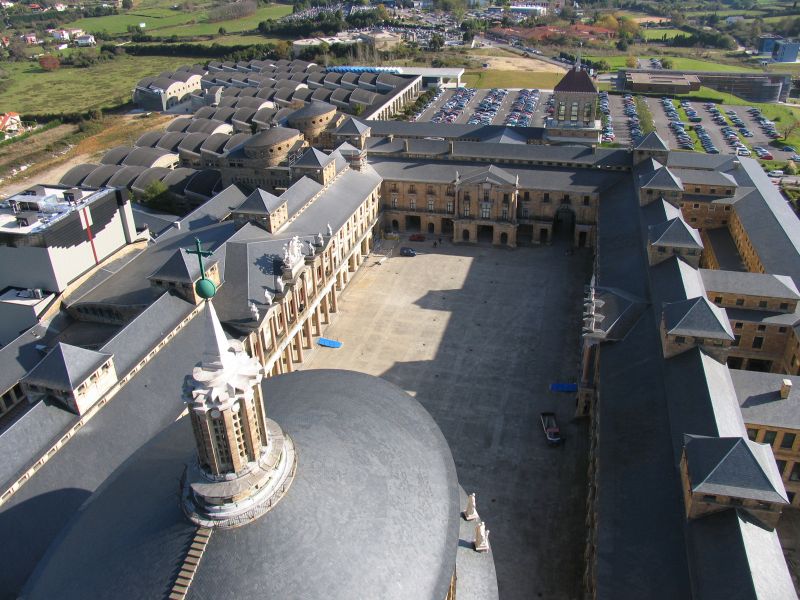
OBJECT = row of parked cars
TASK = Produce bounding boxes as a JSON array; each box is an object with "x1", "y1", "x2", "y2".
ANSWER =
[
  {"x1": 693, "y1": 124, "x2": 720, "y2": 154},
  {"x1": 747, "y1": 107, "x2": 782, "y2": 141},
  {"x1": 661, "y1": 98, "x2": 694, "y2": 150},
  {"x1": 598, "y1": 91, "x2": 615, "y2": 143},
  {"x1": 468, "y1": 88, "x2": 508, "y2": 126},
  {"x1": 430, "y1": 87, "x2": 476, "y2": 124},
  {"x1": 621, "y1": 94, "x2": 644, "y2": 146},
  {"x1": 504, "y1": 88, "x2": 539, "y2": 127},
  {"x1": 410, "y1": 88, "x2": 444, "y2": 122}
]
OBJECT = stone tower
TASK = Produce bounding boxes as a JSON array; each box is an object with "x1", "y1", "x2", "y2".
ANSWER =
[{"x1": 181, "y1": 242, "x2": 296, "y2": 527}]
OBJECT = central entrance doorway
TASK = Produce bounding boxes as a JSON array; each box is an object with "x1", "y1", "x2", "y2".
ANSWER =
[{"x1": 477, "y1": 224, "x2": 494, "y2": 243}]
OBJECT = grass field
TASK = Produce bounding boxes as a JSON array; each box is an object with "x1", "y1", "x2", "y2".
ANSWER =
[
  {"x1": 0, "y1": 55, "x2": 197, "y2": 114},
  {"x1": 63, "y1": 3, "x2": 290, "y2": 36},
  {"x1": 462, "y1": 70, "x2": 563, "y2": 89},
  {"x1": 584, "y1": 55, "x2": 635, "y2": 70},
  {"x1": 640, "y1": 28, "x2": 685, "y2": 40}
]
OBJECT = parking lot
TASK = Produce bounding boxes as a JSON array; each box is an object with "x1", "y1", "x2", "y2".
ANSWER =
[
  {"x1": 413, "y1": 87, "x2": 551, "y2": 128},
  {"x1": 647, "y1": 97, "x2": 797, "y2": 162},
  {"x1": 602, "y1": 93, "x2": 633, "y2": 147},
  {"x1": 301, "y1": 239, "x2": 592, "y2": 600}
]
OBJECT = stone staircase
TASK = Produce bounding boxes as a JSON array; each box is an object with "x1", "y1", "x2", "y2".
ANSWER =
[{"x1": 168, "y1": 527, "x2": 213, "y2": 599}]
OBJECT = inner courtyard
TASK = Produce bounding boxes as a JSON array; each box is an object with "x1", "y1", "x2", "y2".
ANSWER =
[{"x1": 301, "y1": 238, "x2": 592, "y2": 600}]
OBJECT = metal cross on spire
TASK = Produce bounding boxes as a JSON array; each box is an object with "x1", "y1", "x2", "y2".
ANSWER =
[{"x1": 185, "y1": 237, "x2": 217, "y2": 300}]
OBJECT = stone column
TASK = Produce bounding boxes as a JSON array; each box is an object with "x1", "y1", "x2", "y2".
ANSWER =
[
  {"x1": 284, "y1": 343, "x2": 294, "y2": 373},
  {"x1": 303, "y1": 316, "x2": 313, "y2": 349},
  {"x1": 330, "y1": 286, "x2": 338, "y2": 313},
  {"x1": 295, "y1": 331, "x2": 304, "y2": 363},
  {"x1": 322, "y1": 295, "x2": 330, "y2": 324},
  {"x1": 313, "y1": 305, "x2": 321, "y2": 336}
]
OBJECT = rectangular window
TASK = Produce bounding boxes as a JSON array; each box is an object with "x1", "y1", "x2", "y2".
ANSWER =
[
  {"x1": 733, "y1": 335, "x2": 741, "y2": 347},
  {"x1": 391, "y1": 198, "x2": 398, "y2": 208},
  {"x1": 503, "y1": 193, "x2": 509, "y2": 203},
  {"x1": 757, "y1": 325, "x2": 766, "y2": 332},
  {"x1": 446, "y1": 201, "x2": 454, "y2": 214},
  {"x1": 734, "y1": 322, "x2": 743, "y2": 329},
  {"x1": 543, "y1": 192, "x2": 549, "y2": 203},
  {"x1": 735, "y1": 298, "x2": 744, "y2": 306},
  {"x1": 675, "y1": 336, "x2": 686, "y2": 344},
  {"x1": 583, "y1": 196, "x2": 590, "y2": 206},
  {"x1": 481, "y1": 206, "x2": 490, "y2": 219},
  {"x1": 427, "y1": 199, "x2": 434, "y2": 212},
  {"x1": 409, "y1": 198, "x2": 416, "y2": 210},
  {"x1": 781, "y1": 433, "x2": 796, "y2": 449},
  {"x1": 791, "y1": 464, "x2": 800, "y2": 482},
  {"x1": 763, "y1": 430, "x2": 777, "y2": 446},
  {"x1": 777, "y1": 460, "x2": 787, "y2": 476},
  {"x1": 747, "y1": 428, "x2": 758, "y2": 441},
  {"x1": 463, "y1": 204, "x2": 470, "y2": 217},
  {"x1": 780, "y1": 303, "x2": 789, "y2": 310},
  {"x1": 752, "y1": 337, "x2": 764, "y2": 349},
  {"x1": 501, "y1": 207, "x2": 508, "y2": 220},
  {"x1": 759, "y1": 300, "x2": 768, "y2": 308},
  {"x1": 522, "y1": 207, "x2": 529, "y2": 218},
  {"x1": 714, "y1": 296, "x2": 722, "y2": 303}
]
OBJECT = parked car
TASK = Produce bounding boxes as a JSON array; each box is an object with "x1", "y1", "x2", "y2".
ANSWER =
[
  {"x1": 540, "y1": 412, "x2": 562, "y2": 446},
  {"x1": 768, "y1": 170, "x2": 784, "y2": 177},
  {"x1": 409, "y1": 234, "x2": 426, "y2": 241},
  {"x1": 400, "y1": 247, "x2": 417, "y2": 257}
]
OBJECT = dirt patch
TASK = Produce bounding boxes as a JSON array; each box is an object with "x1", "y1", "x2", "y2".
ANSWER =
[
  {"x1": 474, "y1": 54, "x2": 566, "y2": 73},
  {"x1": 632, "y1": 16, "x2": 671, "y2": 23},
  {"x1": 0, "y1": 113, "x2": 174, "y2": 196}
]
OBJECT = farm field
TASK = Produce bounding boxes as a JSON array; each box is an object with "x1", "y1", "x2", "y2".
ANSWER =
[
  {"x1": 0, "y1": 54, "x2": 197, "y2": 114},
  {"x1": 62, "y1": 3, "x2": 290, "y2": 36},
  {"x1": 462, "y1": 70, "x2": 563, "y2": 90},
  {"x1": 640, "y1": 28, "x2": 685, "y2": 40}
]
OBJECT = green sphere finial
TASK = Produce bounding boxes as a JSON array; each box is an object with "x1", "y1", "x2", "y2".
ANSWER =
[{"x1": 196, "y1": 277, "x2": 217, "y2": 300}]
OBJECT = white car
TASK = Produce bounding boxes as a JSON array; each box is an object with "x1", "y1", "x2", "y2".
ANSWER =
[{"x1": 768, "y1": 170, "x2": 784, "y2": 177}]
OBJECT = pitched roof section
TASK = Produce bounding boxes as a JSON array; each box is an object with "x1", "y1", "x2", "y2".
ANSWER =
[
  {"x1": 683, "y1": 435, "x2": 788, "y2": 504},
  {"x1": 23, "y1": 343, "x2": 111, "y2": 391},
  {"x1": 649, "y1": 218, "x2": 704, "y2": 249},
  {"x1": 700, "y1": 269, "x2": 800, "y2": 302},
  {"x1": 293, "y1": 147, "x2": 333, "y2": 169},
  {"x1": 458, "y1": 164, "x2": 517, "y2": 186},
  {"x1": 636, "y1": 131, "x2": 669, "y2": 152},
  {"x1": 149, "y1": 249, "x2": 217, "y2": 283},
  {"x1": 663, "y1": 296, "x2": 735, "y2": 340},
  {"x1": 335, "y1": 116, "x2": 370, "y2": 136},
  {"x1": 235, "y1": 188, "x2": 284, "y2": 215},
  {"x1": 553, "y1": 67, "x2": 597, "y2": 93},
  {"x1": 641, "y1": 166, "x2": 684, "y2": 191}
]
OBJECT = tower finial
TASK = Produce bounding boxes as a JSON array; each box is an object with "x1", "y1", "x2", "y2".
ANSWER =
[{"x1": 185, "y1": 237, "x2": 216, "y2": 300}]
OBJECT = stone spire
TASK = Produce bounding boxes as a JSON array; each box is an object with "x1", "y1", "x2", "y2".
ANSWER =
[{"x1": 180, "y1": 242, "x2": 296, "y2": 528}]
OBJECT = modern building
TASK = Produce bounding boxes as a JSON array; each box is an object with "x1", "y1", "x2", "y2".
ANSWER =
[
  {"x1": 758, "y1": 34, "x2": 782, "y2": 55},
  {"x1": 133, "y1": 68, "x2": 204, "y2": 111},
  {"x1": 623, "y1": 71, "x2": 702, "y2": 95},
  {"x1": 773, "y1": 39, "x2": 800, "y2": 63},
  {"x1": 617, "y1": 69, "x2": 792, "y2": 103}
]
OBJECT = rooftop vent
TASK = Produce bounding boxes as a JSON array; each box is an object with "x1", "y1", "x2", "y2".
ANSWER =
[{"x1": 781, "y1": 379, "x2": 793, "y2": 399}]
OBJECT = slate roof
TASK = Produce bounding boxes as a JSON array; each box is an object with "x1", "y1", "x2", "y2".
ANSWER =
[
  {"x1": 458, "y1": 165, "x2": 516, "y2": 186},
  {"x1": 683, "y1": 434, "x2": 788, "y2": 504},
  {"x1": 23, "y1": 371, "x2": 466, "y2": 600},
  {"x1": 293, "y1": 147, "x2": 333, "y2": 168},
  {"x1": 148, "y1": 248, "x2": 217, "y2": 283},
  {"x1": 649, "y1": 218, "x2": 703, "y2": 249},
  {"x1": 671, "y1": 168, "x2": 737, "y2": 189},
  {"x1": 23, "y1": 343, "x2": 111, "y2": 391},
  {"x1": 553, "y1": 67, "x2": 596, "y2": 93},
  {"x1": 731, "y1": 370, "x2": 800, "y2": 430},
  {"x1": 635, "y1": 131, "x2": 669, "y2": 152},
  {"x1": 662, "y1": 296, "x2": 734, "y2": 340},
  {"x1": 699, "y1": 269, "x2": 800, "y2": 301},
  {"x1": 336, "y1": 116, "x2": 370, "y2": 136},
  {"x1": 234, "y1": 188, "x2": 285, "y2": 215},
  {"x1": 641, "y1": 165, "x2": 683, "y2": 191}
]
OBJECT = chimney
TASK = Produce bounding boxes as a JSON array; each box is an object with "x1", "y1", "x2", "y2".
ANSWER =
[
  {"x1": 403, "y1": 138, "x2": 409, "y2": 153},
  {"x1": 780, "y1": 379, "x2": 793, "y2": 399},
  {"x1": 449, "y1": 140, "x2": 454, "y2": 154}
]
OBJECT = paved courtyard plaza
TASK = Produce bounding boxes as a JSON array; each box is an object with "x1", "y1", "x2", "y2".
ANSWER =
[{"x1": 301, "y1": 239, "x2": 591, "y2": 600}]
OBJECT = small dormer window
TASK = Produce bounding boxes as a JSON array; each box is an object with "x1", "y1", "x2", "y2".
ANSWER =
[{"x1": 675, "y1": 336, "x2": 686, "y2": 344}]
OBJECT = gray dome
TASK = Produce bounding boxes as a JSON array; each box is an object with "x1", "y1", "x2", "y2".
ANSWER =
[
  {"x1": 24, "y1": 370, "x2": 462, "y2": 600},
  {"x1": 287, "y1": 101, "x2": 336, "y2": 124},
  {"x1": 244, "y1": 126, "x2": 299, "y2": 149}
]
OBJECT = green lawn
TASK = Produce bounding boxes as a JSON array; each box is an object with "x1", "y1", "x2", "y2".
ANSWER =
[
  {"x1": 584, "y1": 55, "x2": 636, "y2": 70},
  {"x1": 647, "y1": 57, "x2": 759, "y2": 72},
  {"x1": 0, "y1": 55, "x2": 198, "y2": 114},
  {"x1": 640, "y1": 29, "x2": 685, "y2": 40},
  {"x1": 63, "y1": 3, "x2": 290, "y2": 36},
  {"x1": 462, "y1": 70, "x2": 563, "y2": 89}
]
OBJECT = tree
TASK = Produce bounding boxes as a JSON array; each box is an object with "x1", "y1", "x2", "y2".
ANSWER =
[
  {"x1": 121, "y1": 0, "x2": 133, "y2": 8},
  {"x1": 660, "y1": 57, "x2": 673, "y2": 69},
  {"x1": 780, "y1": 120, "x2": 799, "y2": 141},
  {"x1": 218, "y1": 26, "x2": 227, "y2": 35},
  {"x1": 616, "y1": 38, "x2": 629, "y2": 51},
  {"x1": 38, "y1": 54, "x2": 60, "y2": 71},
  {"x1": 786, "y1": 160, "x2": 798, "y2": 176},
  {"x1": 625, "y1": 55, "x2": 637, "y2": 68},
  {"x1": 429, "y1": 33, "x2": 445, "y2": 52}
]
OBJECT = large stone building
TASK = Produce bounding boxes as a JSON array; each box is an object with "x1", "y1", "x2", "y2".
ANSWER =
[{"x1": 2, "y1": 64, "x2": 800, "y2": 600}]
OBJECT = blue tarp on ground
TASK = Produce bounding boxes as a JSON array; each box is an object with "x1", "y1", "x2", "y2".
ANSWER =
[
  {"x1": 318, "y1": 338, "x2": 342, "y2": 348},
  {"x1": 550, "y1": 383, "x2": 578, "y2": 393}
]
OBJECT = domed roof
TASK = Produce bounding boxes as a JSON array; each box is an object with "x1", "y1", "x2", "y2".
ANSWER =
[
  {"x1": 287, "y1": 101, "x2": 336, "y2": 124},
  {"x1": 24, "y1": 370, "x2": 464, "y2": 600},
  {"x1": 244, "y1": 126, "x2": 299, "y2": 149}
]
